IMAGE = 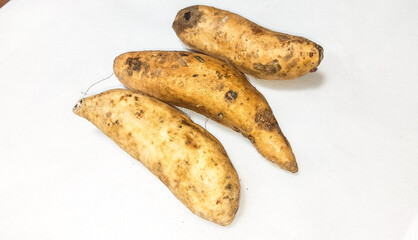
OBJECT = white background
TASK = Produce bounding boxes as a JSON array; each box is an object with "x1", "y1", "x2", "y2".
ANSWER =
[{"x1": 1, "y1": 0, "x2": 417, "y2": 239}]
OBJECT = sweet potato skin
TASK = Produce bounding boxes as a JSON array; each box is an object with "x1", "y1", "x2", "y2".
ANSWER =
[
  {"x1": 172, "y1": 5, "x2": 323, "y2": 80},
  {"x1": 73, "y1": 89, "x2": 240, "y2": 226},
  {"x1": 113, "y1": 51, "x2": 297, "y2": 173}
]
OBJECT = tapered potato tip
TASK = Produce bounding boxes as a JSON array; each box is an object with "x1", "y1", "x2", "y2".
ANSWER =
[
  {"x1": 284, "y1": 160, "x2": 298, "y2": 173},
  {"x1": 72, "y1": 99, "x2": 84, "y2": 115}
]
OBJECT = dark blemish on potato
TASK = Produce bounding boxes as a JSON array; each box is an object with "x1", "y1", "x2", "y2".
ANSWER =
[
  {"x1": 181, "y1": 119, "x2": 200, "y2": 132},
  {"x1": 276, "y1": 33, "x2": 291, "y2": 41},
  {"x1": 192, "y1": 74, "x2": 198, "y2": 77},
  {"x1": 225, "y1": 90, "x2": 238, "y2": 101},
  {"x1": 217, "y1": 113, "x2": 224, "y2": 119},
  {"x1": 253, "y1": 60, "x2": 282, "y2": 74},
  {"x1": 127, "y1": 94, "x2": 132, "y2": 97},
  {"x1": 128, "y1": 132, "x2": 132, "y2": 137},
  {"x1": 216, "y1": 200, "x2": 220, "y2": 204},
  {"x1": 134, "y1": 96, "x2": 139, "y2": 101},
  {"x1": 215, "y1": 71, "x2": 222, "y2": 79},
  {"x1": 250, "y1": 24, "x2": 263, "y2": 35},
  {"x1": 125, "y1": 57, "x2": 149, "y2": 76},
  {"x1": 225, "y1": 184, "x2": 232, "y2": 190},
  {"x1": 180, "y1": 52, "x2": 189, "y2": 57},
  {"x1": 309, "y1": 52, "x2": 314, "y2": 57},
  {"x1": 194, "y1": 55, "x2": 205, "y2": 63},
  {"x1": 185, "y1": 133, "x2": 200, "y2": 149},
  {"x1": 310, "y1": 67, "x2": 318, "y2": 72},
  {"x1": 135, "y1": 110, "x2": 144, "y2": 118},
  {"x1": 248, "y1": 135, "x2": 255, "y2": 144},
  {"x1": 184, "y1": 11, "x2": 191, "y2": 20},
  {"x1": 255, "y1": 109, "x2": 278, "y2": 131},
  {"x1": 159, "y1": 117, "x2": 164, "y2": 123},
  {"x1": 106, "y1": 112, "x2": 112, "y2": 117},
  {"x1": 172, "y1": 6, "x2": 203, "y2": 34},
  {"x1": 115, "y1": 120, "x2": 119, "y2": 125}
]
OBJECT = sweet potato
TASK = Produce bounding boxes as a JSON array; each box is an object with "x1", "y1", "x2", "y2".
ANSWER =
[
  {"x1": 113, "y1": 51, "x2": 298, "y2": 173},
  {"x1": 73, "y1": 89, "x2": 240, "y2": 226},
  {"x1": 172, "y1": 5, "x2": 323, "y2": 80}
]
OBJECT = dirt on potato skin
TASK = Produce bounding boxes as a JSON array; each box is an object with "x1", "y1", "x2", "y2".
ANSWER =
[{"x1": 172, "y1": 5, "x2": 323, "y2": 80}]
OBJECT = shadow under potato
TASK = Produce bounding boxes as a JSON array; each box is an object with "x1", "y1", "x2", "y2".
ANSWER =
[{"x1": 248, "y1": 72, "x2": 325, "y2": 91}]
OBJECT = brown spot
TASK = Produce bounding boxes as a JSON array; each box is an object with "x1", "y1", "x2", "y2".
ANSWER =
[
  {"x1": 125, "y1": 57, "x2": 149, "y2": 76},
  {"x1": 135, "y1": 110, "x2": 144, "y2": 118},
  {"x1": 192, "y1": 74, "x2": 198, "y2": 77},
  {"x1": 248, "y1": 135, "x2": 255, "y2": 144},
  {"x1": 284, "y1": 51, "x2": 293, "y2": 62},
  {"x1": 216, "y1": 83, "x2": 224, "y2": 91},
  {"x1": 225, "y1": 184, "x2": 232, "y2": 190},
  {"x1": 216, "y1": 200, "x2": 220, "y2": 204},
  {"x1": 181, "y1": 119, "x2": 202, "y2": 133},
  {"x1": 106, "y1": 112, "x2": 112, "y2": 117},
  {"x1": 215, "y1": 71, "x2": 222, "y2": 79},
  {"x1": 185, "y1": 133, "x2": 200, "y2": 149},
  {"x1": 255, "y1": 109, "x2": 278, "y2": 131},
  {"x1": 276, "y1": 33, "x2": 291, "y2": 41},
  {"x1": 134, "y1": 96, "x2": 139, "y2": 101},
  {"x1": 225, "y1": 90, "x2": 238, "y2": 101},
  {"x1": 309, "y1": 52, "x2": 314, "y2": 58},
  {"x1": 158, "y1": 54, "x2": 167, "y2": 63},
  {"x1": 194, "y1": 55, "x2": 205, "y2": 63},
  {"x1": 172, "y1": 6, "x2": 203, "y2": 34},
  {"x1": 253, "y1": 60, "x2": 282, "y2": 74},
  {"x1": 180, "y1": 52, "x2": 189, "y2": 56},
  {"x1": 250, "y1": 24, "x2": 263, "y2": 35}
]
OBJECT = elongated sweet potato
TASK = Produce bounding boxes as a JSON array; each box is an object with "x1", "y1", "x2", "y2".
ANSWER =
[
  {"x1": 73, "y1": 89, "x2": 240, "y2": 226},
  {"x1": 172, "y1": 5, "x2": 323, "y2": 80},
  {"x1": 113, "y1": 51, "x2": 298, "y2": 173}
]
